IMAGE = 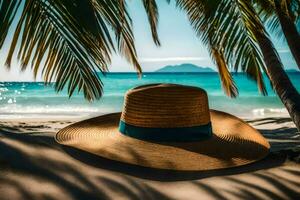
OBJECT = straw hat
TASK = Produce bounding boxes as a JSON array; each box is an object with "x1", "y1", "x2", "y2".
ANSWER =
[{"x1": 56, "y1": 84, "x2": 270, "y2": 171}]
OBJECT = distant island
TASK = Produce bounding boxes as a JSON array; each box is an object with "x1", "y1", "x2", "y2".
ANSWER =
[{"x1": 155, "y1": 63, "x2": 215, "y2": 73}]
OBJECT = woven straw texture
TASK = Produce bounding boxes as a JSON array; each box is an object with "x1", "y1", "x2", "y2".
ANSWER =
[
  {"x1": 55, "y1": 84, "x2": 270, "y2": 171},
  {"x1": 121, "y1": 84, "x2": 210, "y2": 127}
]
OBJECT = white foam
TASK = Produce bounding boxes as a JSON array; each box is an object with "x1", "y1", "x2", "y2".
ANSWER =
[
  {"x1": 252, "y1": 108, "x2": 288, "y2": 116},
  {"x1": 0, "y1": 104, "x2": 118, "y2": 119},
  {"x1": 0, "y1": 105, "x2": 100, "y2": 114},
  {"x1": 0, "y1": 87, "x2": 8, "y2": 92},
  {"x1": 7, "y1": 99, "x2": 13, "y2": 104}
]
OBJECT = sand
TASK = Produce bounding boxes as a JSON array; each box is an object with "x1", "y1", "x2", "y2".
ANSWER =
[{"x1": 0, "y1": 116, "x2": 300, "y2": 200}]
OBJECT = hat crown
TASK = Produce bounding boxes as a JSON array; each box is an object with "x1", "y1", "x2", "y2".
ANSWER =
[{"x1": 121, "y1": 84, "x2": 211, "y2": 128}]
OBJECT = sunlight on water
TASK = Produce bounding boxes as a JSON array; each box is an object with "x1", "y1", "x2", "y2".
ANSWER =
[{"x1": 0, "y1": 73, "x2": 299, "y2": 119}]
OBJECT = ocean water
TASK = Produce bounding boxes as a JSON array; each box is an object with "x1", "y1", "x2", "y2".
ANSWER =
[{"x1": 1, "y1": 72, "x2": 300, "y2": 120}]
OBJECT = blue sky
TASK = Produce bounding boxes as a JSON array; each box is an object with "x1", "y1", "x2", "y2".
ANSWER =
[{"x1": 0, "y1": 1, "x2": 297, "y2": 81}]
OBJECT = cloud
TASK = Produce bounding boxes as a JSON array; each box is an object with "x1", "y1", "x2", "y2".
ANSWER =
[{"x1": 139, "y1": 56, "x2": 208, "y2": 63}]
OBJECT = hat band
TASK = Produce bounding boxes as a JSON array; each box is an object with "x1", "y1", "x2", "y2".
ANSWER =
[{"x1": 119, "y1": 120, "x2": 212, "y2": 142}]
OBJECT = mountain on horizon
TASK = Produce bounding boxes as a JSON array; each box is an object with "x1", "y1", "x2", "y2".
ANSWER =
[{"x1": 155, "y1": 63, "x2": 215, "y2": 73}]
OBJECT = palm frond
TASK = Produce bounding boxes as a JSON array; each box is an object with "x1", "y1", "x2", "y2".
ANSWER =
[
  {"x1": 211, "y1": 47, "x2": 238, "y2": 97},
  {"x1": 2, "y1": 0, "x2": 142, "y2": 101},
  {"x1": 176, "y1": 0, "x2": 268, "y2": 96},
  {"x1": 94, "y1": 0, "x2": 142, "y2": 73},
  {"x1": 0, "y1": 0, "x2": 21, "y2": 47},
  {"x1": 255, "y1": 0, "x2": 300, "y2": 40},
  {"x1": 142, "y1": 0, "x2": 161, "y2": 46},
  {"x1": 255, "y1": 0, "x2": 286, "y2": 40}
]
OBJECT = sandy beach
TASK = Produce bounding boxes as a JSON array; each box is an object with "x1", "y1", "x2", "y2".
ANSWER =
[
  {"x1": 0, "y1": 115, "x2": 299, "y2": 200},
  {"x1": 2, "y1": 0, "x2": 300, "y2": 199}
]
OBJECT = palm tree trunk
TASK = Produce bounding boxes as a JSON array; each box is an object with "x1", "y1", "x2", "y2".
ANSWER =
[
  {"x1": 274, "y1": 1, "x2": 300, "y2": 69},
  {"x1": 255, "y1": 30, "x2": 300, "y2": 131}
]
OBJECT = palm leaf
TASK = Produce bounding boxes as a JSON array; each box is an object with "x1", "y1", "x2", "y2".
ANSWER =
[
  {"x1": 142, "y1": 0, "x2": 161, "y2": 46},
  {"x1": 176, "y1": 0, "x2": 268, "y2": 96},
  {"x1": 2, "y1": 0, "x2": 145, "y2": 101},
  {"x1": 255, "y1": 0, "x2": 300, "y2": 40},
  {"x1": 0, "y1": 0, "x2": 22, "y2": 47},
  {"x1": 211, "y1": 47, "x2": 238, "y2": 97}
]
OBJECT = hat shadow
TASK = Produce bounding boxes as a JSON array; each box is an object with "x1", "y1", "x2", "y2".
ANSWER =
[{"x1": 62, "y1": 145, "x2": 286, "y2": 181}]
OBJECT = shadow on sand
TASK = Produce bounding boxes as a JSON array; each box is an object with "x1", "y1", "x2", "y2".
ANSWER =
[
  {"x1": 62, "y1": 145, "x2": 286, "y2": 181},
  {"x1": 1, "y1": 122, "x2": 300, "y2": 200}
]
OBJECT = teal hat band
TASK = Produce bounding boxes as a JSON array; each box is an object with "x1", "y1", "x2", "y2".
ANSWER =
[{"x1": 119, "y1": 120, "x2": 212, "y2": 142}]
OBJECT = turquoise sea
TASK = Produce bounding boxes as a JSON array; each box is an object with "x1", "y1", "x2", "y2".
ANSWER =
[{"x1": 1, "y1": 72, "x2": 300, "y2": 119}]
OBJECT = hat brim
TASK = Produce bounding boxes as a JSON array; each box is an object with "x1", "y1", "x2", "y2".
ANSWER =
[{"x1": 55, "y1": 110, "x2": 270, "y2": 171}]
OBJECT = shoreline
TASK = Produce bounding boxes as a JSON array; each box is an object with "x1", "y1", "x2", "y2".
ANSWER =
[{"x1": 0, "y1": 109, "x2": 291, "y2": 120}]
